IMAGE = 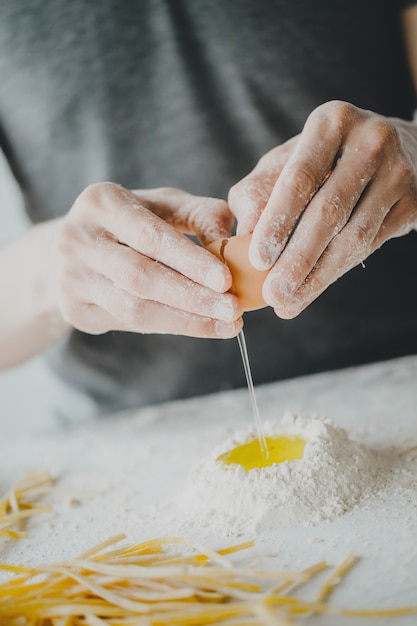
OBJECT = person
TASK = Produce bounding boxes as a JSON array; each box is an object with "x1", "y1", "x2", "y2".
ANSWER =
[{"x1": 1, "y1": 0, "x2": 417, "y2": 420}]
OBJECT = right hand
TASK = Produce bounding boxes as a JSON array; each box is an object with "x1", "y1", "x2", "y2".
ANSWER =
[{"x1": 53, "y1": 183, "x2": 243, "y2": 338}]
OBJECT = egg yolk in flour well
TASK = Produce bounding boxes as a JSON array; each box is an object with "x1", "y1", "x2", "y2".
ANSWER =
[{"x1": 217, "y1": 435, "x2": 307, "y2": 471}]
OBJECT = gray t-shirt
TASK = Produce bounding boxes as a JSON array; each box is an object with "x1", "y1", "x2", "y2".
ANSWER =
[{"x1": 1, "y1": 0, "x2": 417, "y2": 418}]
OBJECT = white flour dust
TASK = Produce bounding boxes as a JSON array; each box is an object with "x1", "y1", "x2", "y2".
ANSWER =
[{"x1": 180, "y1": 413, "x2": 389, "y2": 536}]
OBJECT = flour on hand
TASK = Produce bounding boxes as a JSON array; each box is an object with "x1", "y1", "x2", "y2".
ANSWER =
[{"x1": 179, "y1": 413, "x2": 388, "y2": 536}]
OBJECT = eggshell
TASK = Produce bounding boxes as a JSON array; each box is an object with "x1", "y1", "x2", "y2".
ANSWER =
[{"x1": 206, "y1": 234, "x2": 269, "y2": 311}]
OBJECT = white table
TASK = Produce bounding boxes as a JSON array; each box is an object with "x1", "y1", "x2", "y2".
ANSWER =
[{"x1": 1, "y1": 355, "x2": 417, "y2": 624}]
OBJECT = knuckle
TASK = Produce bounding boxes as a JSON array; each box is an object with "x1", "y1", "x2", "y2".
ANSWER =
[
  {"x1": 156, "y1": 186, "x2": 183, "y2": 196},
  {"x1": 138, "y1": 213, "x2": 163, "y2": 255},
  {"x1": 365, "y1": 120, "x2": 397, "y2": 158},
  {"x1": 352, "y1": 223, "x2": 369, "y2": 249},
  {"x1": 145, "y1": 227, "x2": 163, "y2": 257},
  {"x1": 292, "y1": 250, "x2": 314, "y2": 278},
  {"x1": 317, "y1": 199, "x2": 340, "y2": 228},
  {"x1": 310, "y1": 100, "x2": 356, "y2": 132},
  {"x1": 79, "y1": 182, "x2": 105, "y2": 204},
  {"x1": 124, "y1": 296, "x2": 146, "y2": 328},
  {"x1": 129, "y1": 260, "x2": 151, "y2": 296},
  {"x1": 345, "y1": 222, "x2": 370, "y2": 253},
  {"x1": 287, "y1": 166, "x2": 317, "y2": 199},
  {"x1": 77, "y1": 181, "x2": 120, "y2": 212},
  {"x1": 55, "y1": 220, "x2": 78, "y2": 257},
  {"x1": 317, "y1": 193, "x2": 349, "y2": 229}
]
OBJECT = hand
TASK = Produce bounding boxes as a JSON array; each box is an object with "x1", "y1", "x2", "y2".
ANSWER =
[
  {"x1": 229, "y1": 101, "x2": 417, "y2": 318},
  {"x1": 54, "y1": 184, "x2": 243, "y2": 338}
]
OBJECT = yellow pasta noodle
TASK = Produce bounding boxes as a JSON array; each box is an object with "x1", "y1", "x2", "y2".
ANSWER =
[
  {"x1": 0, "y1": 471, "x2": 54, "y2": 540},
  {"x1": 1, "y1": 472, "x2": 416, "y2": 624},
  {"x1": 1, "y1": 534, "x2": 417, "y2": 625}
]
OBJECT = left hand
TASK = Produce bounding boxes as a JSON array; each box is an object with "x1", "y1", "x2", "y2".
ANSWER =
[{"x1": 228, "y1": 101, "x2": 417, "y2": 318}]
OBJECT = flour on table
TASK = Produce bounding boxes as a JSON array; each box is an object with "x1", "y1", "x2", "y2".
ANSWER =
[{"x1": 179, "y1": 413, "x2": 388, "y2": 536}]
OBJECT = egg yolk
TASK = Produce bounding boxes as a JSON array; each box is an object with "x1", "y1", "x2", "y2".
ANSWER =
[{"x1": 217, "y1": 435, "x2": 306, "y2": 471}]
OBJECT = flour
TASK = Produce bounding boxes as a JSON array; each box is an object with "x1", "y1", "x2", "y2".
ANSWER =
[{"x1": 180, "y1": 413, "x2": 389, "y2": 536}]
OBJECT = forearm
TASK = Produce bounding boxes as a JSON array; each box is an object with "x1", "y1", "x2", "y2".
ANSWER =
[{"x1": 0, "y1": 218, "x2": 70, "y2": 369}]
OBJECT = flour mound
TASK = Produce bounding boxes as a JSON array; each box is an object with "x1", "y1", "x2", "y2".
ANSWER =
[{"x1": 180, "y1": 413, "x2": 385, "y2": 536}]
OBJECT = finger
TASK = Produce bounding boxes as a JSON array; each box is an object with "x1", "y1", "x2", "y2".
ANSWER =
[
  {"x1": 133, "y1": 188, "x2": 234, "y2": 245},
  {"x1": 262, "y1": 147, "x2": 375, "y2": 303},
  {"x1": 67, "y1": 303, "x2": 132, "y2": 335},
  {"x1": 371, "y1": 194, "x2": 417, "y2": 250},
  {"x1": 249, "y1": 106, "x2": 347, "y2": 270},
  {"x1": 89, "y1": 238, "x2": 242, "y2": 322},
  {"x1": 271, "y1": 180, "x2": 397, "y2": 318},
  {"x1": 57, "y1": 268, "x2": 241, "y2": 335},
  {"x1": 79, "y1": 184, "x2": 233, "y2": 293},
  {"x1": 228, "y1": 139, "x2": 296, "y2": 236},
  {"x1": 90, "y1": 273, "x2": 243, "y2": 338},
  {"x1": 55, "y1": 267, "x2": 131, "y2": 334}
]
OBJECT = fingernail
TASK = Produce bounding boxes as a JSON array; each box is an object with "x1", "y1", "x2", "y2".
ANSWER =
[
  {"x1": 215, "y1": 319, "x2": 242, "y2": 338},
  {"x1": 213, "y1": 300, "x2": 237, "y2": 322},
  {"x1": 206, "y1": 268, "x2": 227, "y2": 292},
  {"x1": 265, "y1": 276, "x2": 294, "y2": 301},
  {"x1": 249, "y1": 239, "x2": 283, "y2": 271},
  {"x1": 275, "y1": 302, "x2": 302, "y2": 319}
]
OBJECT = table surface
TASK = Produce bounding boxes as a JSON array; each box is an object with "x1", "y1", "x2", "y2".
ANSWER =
[{"x1": 1, "y1": 354, "x2": 417, "y2": 624}]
